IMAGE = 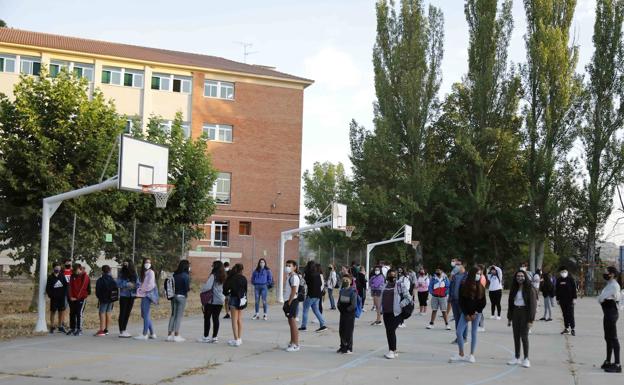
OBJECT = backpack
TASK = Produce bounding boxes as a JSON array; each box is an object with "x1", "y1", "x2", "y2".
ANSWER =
[
  {"x1": 107, "y1": 278, "x2": 119, "y2": 302},
  {"x1": 355, "y1": 293, "x2": 363, "y2": 318},
  {"x1": 295, "y1": 274, "x2": 307, "y2": 302},
  {"x1": 164, "y1": 276, "x2": 176, "y2": 300}
]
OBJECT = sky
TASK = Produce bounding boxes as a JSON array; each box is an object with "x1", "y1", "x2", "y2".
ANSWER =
[{"x1": 1, "y1": 0, "x2": 622, "y2": 244}]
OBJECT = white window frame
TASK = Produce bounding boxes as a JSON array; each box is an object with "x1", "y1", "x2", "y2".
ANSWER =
[
  {"x1": 204, "y1": 79, "x2": 234, "y2": 100},
  {"x1": 72, "y1": 62, "x2": 94, "y2": 82},
  {"x1": 200, "y1": 221, "x2": 230, "y2": 247},
  {"x1": 0, "y1": 54, "x2": 16, "y2": 73},
  {"x1": 202, "y1": 123, "x2": 233, "y2": 143},
  {"x1": 49, "y1": 60, "x2": 69, "y2": 78},
  {"x1": 102, "y1": 67, "x2": 143, "y2": 88},
  {"x1": 151, "y1": 73, "x2": 171, "y2": 91},
  {"x1": 159, "y1": 120, "x2": 191, "y2": 138},
  {"x1": 173, "y1": 75, "x2": 192, "y2": 93},
  {"x1": 20, "y1": 56, "x2": 42, "y2": 76},
  {"x1": 102, "y1": 66, "x2": 122, "y2": 85},
  {"x1": 210, "y1": 172, "x2": 231, "y2": 205}
]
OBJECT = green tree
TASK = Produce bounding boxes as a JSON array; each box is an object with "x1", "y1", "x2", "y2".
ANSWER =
[
  {"x1": 0, "y1": 20, "x2": 6, "y2": 28},
  {"x1": 522, "y1": 0, "x2": 582, "y2": 271},
  {"x1": 579, "y1": 0, "x2": 624, "y2": 291}
]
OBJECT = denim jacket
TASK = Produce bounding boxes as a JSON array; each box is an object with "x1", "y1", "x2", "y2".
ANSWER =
[{"x1": 116, "y1": 275, "x2": 138, "y2": 297}]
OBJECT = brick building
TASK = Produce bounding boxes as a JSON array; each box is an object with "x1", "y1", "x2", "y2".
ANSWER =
[{"x1": 0, "y1": 28, "x2": 312, "y2": 280}]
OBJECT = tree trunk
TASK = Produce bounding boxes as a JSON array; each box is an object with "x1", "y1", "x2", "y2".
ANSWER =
[
  {"x1": 29, "y1": 257, "x2": 39, "y2": 312},
  {"x1": 529, "y1": 238, "x2": 536, "y2": 273},
  {"x1": 536, "y1": 237, "x2": 545, "y2": 270},
  {"x1": 586, "y1": 231, "x2": 596, "y2": 296}
]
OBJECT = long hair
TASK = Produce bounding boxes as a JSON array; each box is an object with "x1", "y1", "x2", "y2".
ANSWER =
[
  {"x1": 256, "y1": 258, "x2": 269, "y2": 272},
  {"x1": 461, "y1": 267, "x2": 485, "y2": 299},
  {"x1": 231, "y1": 263, "x2": 244, "y2": 276},
  {"x1": 304, "y1": 261, "x2": 317, "y2": 276},
  {"x1": 175, "y1": 260, "x2": 190, "y2": 275},
  {"x1": 510, "y1": 270, "x2": 531, "y2": 302},
  {"x1": 211, "y1": 260, "x2": 226, "y2": 284},
  {"x1": 140, "y1": 258, "x2": 150, "y2": 282},
  {"x1": 316, "y1": 263, "x2": 323, "y2": 276},
  {"x1": 120, "y1": 259, "x2": 137, "y2": 282}
]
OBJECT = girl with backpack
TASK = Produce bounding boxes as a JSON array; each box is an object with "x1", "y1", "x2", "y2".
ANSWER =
[
  {"x1": 167, "y1": 260, "x2": 190, "y2": 342},
  {"x1": 117, "y1": 260, "x2": 138, "y2": 338},
  {"x1": 380, "y1": 269, "x2": 411, "y2": 359},
  {"x1": 450, "y1": 266, "x2": 486, "y2": 363},
  {"x1": 198, "y1": 260, "x2": 226, "y2": 343},
  {"x1": 135, "y1": 258, "x2": 157, "y2": 340},
  {"x1": 67, "y1": 263, "x2": 90, "y2": 336},
  {"x1": 224, "y1": 263, "x2": 247, "y2": 346},
  {"x1": 369, "y1": 265, "x2": 385, "y2": 326},
  {"x1": 337, "y1": 274, "x2": 357, "y2": 354},
  {"x1": 251, "y1": 258, "x2": 273, "y2": 320}
]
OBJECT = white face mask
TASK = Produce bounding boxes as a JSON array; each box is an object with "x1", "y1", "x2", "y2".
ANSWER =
[
  {"x1": 375, "y1": 269, "x2": 380, "y2": 275},
  {"x1": 450, "y1": 262, "x2": 456, "y2": 267},
  {"x1": 260, "y1": 263, "x2": 266, "y2": 268},
  {"x1": 560, "y1": 271, "x2": 568, "y2": 278},
  {"x1": 225, "y1": 267, "x2": 230, "y2": 272},
  {"x1": 475, "y1": 274, "x2": 481, "y2": 281},
  {"x1": 188, "y1": 267, "x2": 191, "y2": 273},
  {"x1": 144, "y1": 263, "x2": 151, "y2": 270},
  {"x1": 285, "y1": 266, "x2": 292, "y2": 274}
]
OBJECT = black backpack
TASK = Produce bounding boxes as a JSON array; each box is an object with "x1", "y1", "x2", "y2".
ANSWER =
[{"x1": 107, "y1": 280, "x2": 119, "y2": 302}]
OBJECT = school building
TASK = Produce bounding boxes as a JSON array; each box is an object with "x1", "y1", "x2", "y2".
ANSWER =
[{"x1": 0, "y1": 28, "x2": 312, "y2": 280}]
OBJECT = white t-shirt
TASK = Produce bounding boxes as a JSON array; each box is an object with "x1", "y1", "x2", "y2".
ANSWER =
[
  {"x1": 287, "y1": 273, "x2": 300, "y2": 299},
  {"x1": 381, "y1": 266, "x2": 389, "y2": 278},
  {"x1": 514, "y1": 290, "x2": 526, "y2": 306},
  {"x1": 532, "y1": 274, "x2": 541, "y2": 290}
]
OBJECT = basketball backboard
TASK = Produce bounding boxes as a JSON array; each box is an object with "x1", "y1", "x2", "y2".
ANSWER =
[
  {"x1": 332, "y1": 202, "x2": 347, "y2": 229},
  {"x1": 118, "y1": 135, "x2": 169, "y2": 192},
  {"x1": 404, "y1": 225, "x2": 412, "y2": 244}
]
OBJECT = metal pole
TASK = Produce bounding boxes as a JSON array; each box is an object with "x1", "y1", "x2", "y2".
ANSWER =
[
  {"x1": 181, "y1": 225, "x2": 185, "y2": 260},
  {"x1": 70, "y1": 213, "x2": 77, "y2": 260},
  {"x1": 251, "y1": 235, "x2": 255, "y2": 271},
  {"x1": 132, "y1": 217, "x2": 137, "y2": 264},
  {"x1": 332, "y1": 245, "x2": 335, "y2": 267}
]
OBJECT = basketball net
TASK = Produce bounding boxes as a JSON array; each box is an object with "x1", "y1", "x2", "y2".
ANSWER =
[
  {"x1": 344, "y1": 225, "x2": 355, "y2": 238},
  {"x1": 142, "y1": 184, "x2": 175, "y2": 208}
]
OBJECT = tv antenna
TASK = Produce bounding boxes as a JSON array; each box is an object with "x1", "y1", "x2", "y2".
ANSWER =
[{"x1": 234, "y1": 41, "x2": 259, "y2": 63}]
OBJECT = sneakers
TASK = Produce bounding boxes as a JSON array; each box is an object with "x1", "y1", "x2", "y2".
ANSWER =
[
  {"x1": 521, "y1": 358, "x2": 531, "y2": 368},
  {"x1": 315, "y1": 326, "x2": 328, "y2": 332},
  {"x1": 298, "y1": 326, "x2": 307, "y2": 331},
  {"x1": 224, "y1": 314, "x2": 231, "y2": 319},
  {"x1": 605, "y1": 364, "x2": 622, "y2": 373},
  {"x1": 507, "y1": 357, "x2": 521, "y2": 365},
  {"x1": 601, "y1": 360, "x2": 611, "y2": 370},
  {"x1": 490, "y1": 315, "x2": 497, "y2": 320},
  {"x1": 66, "y1": 329, "x2": 75, "y2": 336},
  {"x1": 263, "y1": 314, "x2": 268, "y2": 321},
  {"x1": 104, "y1": 329, "x2": 109, "y2": 335},
  {"x1": 197, "y1": 336, "x2": 211, "y2": 343},
  {"x1": 467, "y1": 355, "x2": 476, "y2": 363},
  {"x1": 426, "y1": 324, "x2": 434, "y2": 329},
  {"x1": 478, "y1": 327, "x2": 485, "y2": 332},
  {"x1": 449, "y1": 354, "x2": 465, "y2": 362},
  {"x1": 286, "y1": 344, "x2": 300, "y2": 352},
  {"x1": 384, "y1": 351, "x2": 396, "y2": 359},
  {"x1": 211, "y1": 337, "x2": 219, "y2": 343},
  {"x1": 571, "y1": 329, "x2": 576, "y2": 336},
  {"x1": 49, "y1": 327, "x2": 55, "y2": 334},
  {"x1": 398, "y1": 323, "x2": 406, "y2": 328},
  {"x1": 539, "y1": 317, "x2": 546, "y2": 321},
  {"x1": 149, "y1": 334, "x2": 157, "y2": 339},
  {"x1": 58, "y1": 326, "x2": 67, "y2": 334},
  {"x1": 252, "y1": 314, "x2": 259, "y2": 320},
  {"x1": 95, "y1": 330, "x2": 106, "y2": 337},
  {"x1": 166, "y1": 335, "x2": 174, "y2": 342},
  {"x1": 496, "y1": 316, "x2": 501, "y2": 320},
  {"x1": 445, "y1": 324, "x2": 452, "y2": 331},
  {"x1": 344, "y1": 350, "x2": 353, "y2": 355},
  {"x1": 561, "y1": 328, "x2": 571, "y2": 335},
  {"x1": 73, "y1": 330, "x2": 82, "y2": 336},
  {"x1": 134, "y1": 334, "x2": 148, "y2": 340},
  {"x1": 228, "y1": 339, "x2": 242, "y2": 347},
  {"x1": 173, "y1": 336, "x2": 185, "y2": 342},
  {"x1": 119, "y1": 331, "x2": 132, "y2": 338}
]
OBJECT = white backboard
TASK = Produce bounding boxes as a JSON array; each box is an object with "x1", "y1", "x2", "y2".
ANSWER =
[
  {"x1": 332, "y1": 202, "x2": 347, "y2": 229},
  {"x1": 404, "y1": 225, "x2": 412, "y2": 244},
  {"x1": 118, "y1": 135, "x2": 169, "y2": 192}
]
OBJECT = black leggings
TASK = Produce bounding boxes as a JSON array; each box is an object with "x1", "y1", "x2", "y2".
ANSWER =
[
  {"x1": 383, "y1": 313, "x2": 401, "y2": 351},
  {"x1": 417, "y1": 291, "x2": 429, "y2": 307},
  {"x1": 69, "y1": 299, "x2": 86, "y2": 331},
  {"x1": 203, "y1": 304, "x2": 223, "y2": 338},
  {"x1": 511, "y1": 307, "x2": 529, "y2": 359},
  {"x1": 118, "y1": 296, "x2": 135, "y2": 332},
  {"x1": 489, "y1": 290, "x2": 502, "y2": 316},
  {"x1": 603, "y1": 305, "x2": 620, "y2": 364},
  {"x1": 561, "y1": 302, "x2": 575, "y2": 329}
]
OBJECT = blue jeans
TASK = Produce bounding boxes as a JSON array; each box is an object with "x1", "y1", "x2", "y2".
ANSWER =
[
  {"x1": 451, "y1": 300, "x2": 467, "y2": 339},
  {"x1": 327, "y1": 288, "x2": 336, "y2": 309},
  {"x1": 254, "y1": 284, "x2": 268, "y2": 314},
  {"x1": 457, "y1": 312, "x2": 481, "y2": 354},
  {"x1": 301, "y1": 297, "x2": 325, "y2": 328},
  {"x1": 141, "y1": 297, "x2": 153, "y2": 335}
]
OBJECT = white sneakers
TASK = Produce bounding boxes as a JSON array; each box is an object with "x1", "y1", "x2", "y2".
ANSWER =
[
  {"x1": 263, "y1": 314, "x2": 268, "y2": 321},
  {"x1": 133, "y1": 334, "x2": 148, "y2": 340},
  {"x1": 119, "y1": 331, "x2": 132, "y2": 338},
  {"x1": 252, "y1": 314, "x2": 259, "y2": 320},
  {"x1": 148, "y1": 334, "x2": 157, "y2": 339},
  {"x1": 496, "y1": 316, "x2": 501, "y2": 320},
  {"x1": 286, "y1": 344, "x2": 300, "y2": 352},
  {"x1": 384, "y1": 351, "x2": 397, "y2": 359},
  {"x1": 426, "y1": 324, "x2": 434, "y2": 329},
  {"x1": 478, "y1": 327, "x2": 486, "y2": 332},
  {"x1": 490, "y1": 315, "x2": 497, "y2": 320},
  {"x1": 450, "y1": 354, "x2": 475, "y2": 363},
  {"x1": 198, "y1": 336, "x2": 219, "y2": 343},
  {"x1": 522, "y1": 359, "x2": 531, "y2": 368},
  {"x1": 467, "y1": 355, "x2": 476, "y2": 363},
  {"x1": 508, "y1": 357, "x2": 530, "y2": 368},
  {"x1": 398, "y1": 323, "x2": 406, "y2": 328},
  {"x1": 166, "y1": 335, "x2": 174, "y2": 342},
  {"x1": 446, "y1": 324, "x2": 452, "y2": 330},
  {"x1": 252, "y1": 314, "x2": 268, "y2": 320},
  {"x1": 227, "y1": 339, "x2": 242, "y2": 347},
  {"x1": 507, "y1": 357, "x2": 521, "y2": 365},
  {"x1": 173, "y1": 336, "x2": 185, "y2": 342}
]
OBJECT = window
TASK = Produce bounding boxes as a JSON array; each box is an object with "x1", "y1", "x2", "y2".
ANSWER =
[
  {"x1": 210, "y1": 172, "x2": 231, "y2": 204},
  {"x1": 151, "y1": 73, "x2": 171, "y2": 91},
  {"x1": 49, "y1": 60, "x2": 69, "y2": 78},
  {"x1": 173, "y1": 76, "x2": 191, "y2": 93},
  {"x1": 0, "y1": 54, "x2": 16, "y2": 72},
  {"x1": 203, "y1": 124, "x2": 233, "y2": 142},
  {"x1": 159, "y1": 120, "x2": 191, "y2": 138},
  {"x1": 151, "y1": 74, "x2": 191, "y2": 93},
  {"x1": 124, "y1": 70, "x2": 143, "y2": 88},
  {"x1": 102, "y1": 67, "x2": 142, "y2": 87},
  {"x1": 204, "y1": 79, "x2": 234, "y2": 100},
  {"x1": 73, "y1": 63, "x2": 94, "y2": 82},
  {"x1": 239, "y1": 221, "x2": 251, "y2": 236},
  {"x1": 102, "y1": 67, "x2": 122, "y2": 85},
  {"x1": 214, "y1": 221, "x2": 229, "y2": 247},
  {"x1": 20, "y1": 57, "x2": 41, "y2": 76}
]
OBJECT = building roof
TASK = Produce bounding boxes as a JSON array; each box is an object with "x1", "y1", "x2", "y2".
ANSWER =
[{"x1": 0, "y1": 28, "x2": 313, "y2": 86}]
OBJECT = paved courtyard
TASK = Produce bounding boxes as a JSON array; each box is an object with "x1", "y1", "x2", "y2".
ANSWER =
[{"x1": 0, "y1": 295, "x2": 620, "y2": 384}]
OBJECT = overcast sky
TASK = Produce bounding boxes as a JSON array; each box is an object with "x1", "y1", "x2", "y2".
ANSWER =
[{"x1": 1, "y1": 0, "x2": 622, "y2": 244}]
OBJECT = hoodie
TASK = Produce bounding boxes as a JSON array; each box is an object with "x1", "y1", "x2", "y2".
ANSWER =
[
  {"x1": 46, "y1": 272, "x2": 67, "y2": 300},
  {"x1": 69, "y1": 272, "x2": 90, "y2": 300}
]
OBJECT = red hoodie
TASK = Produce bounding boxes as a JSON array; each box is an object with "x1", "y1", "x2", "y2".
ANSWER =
[{"x1": 69, "y1": 273, "x2": 90, "y2": 300}]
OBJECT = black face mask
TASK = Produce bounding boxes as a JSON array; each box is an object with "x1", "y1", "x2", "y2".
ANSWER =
[
  {"x1": 603, "y1": 273, "x2": 612, "y2": 281},
  {"x1": 387, "y1": 276, "x2": 396, "y2": 283},
  {"x1": 65, "y1": 264, "x2": 71, "y2": 269},
  {"x1": 436, "y1": 272, "x2": 441, "y2": 277}
]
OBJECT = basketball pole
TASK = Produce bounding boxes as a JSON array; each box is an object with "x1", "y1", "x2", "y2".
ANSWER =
[
  {"x1": 35, "y1": 176, "x2": 118, "y2": 332},
  {"x1": 365, "y1": 224, "x2": 413, "y2": 291}
]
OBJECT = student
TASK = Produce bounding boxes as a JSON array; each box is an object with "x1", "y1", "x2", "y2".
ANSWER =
[
  {"x1": 62, "y1": 259, "x2": 73, "y2": 329},
  {"x1": 487, "y1": 265, "x2": 503, "y2": 320},
  {"x1": 326, "y1": 264, "x2": 338, "y2": 310},
  {"x1": 46, "y1": 262, "x2": 67, "y2": 333},
  {"x1": 284, "y1": 260, "x2": 301, "y2": 352},
  {"x1": 117, "y1": 260, "x2": 138, "y2": 338},
  {"x1": 369, "y1": 265, "x2": 385, "y2": 325},
  {"x1": 539, "y1": 271, "x2": 555, "y2": 321},
  {"x1": 134, "y1": 258, "x2": 157, "y2": 340},
  {"x1": 167, "y1": 260, "x2": 190, "y2": 342},
  {"x1": 198, "y1": 260, "x2": 226, "y2": 343},
  {"x1": 532, "y1": 269, "x2": 542, "y2": 305},
  {"x1": 555, "y1": 266, "x2": 577, "y2": 336},
  {"x1": 598, "y1": 266, "x2": 621, "y2": 373},
  {"x1": 95, "y1": 265, "x2": 117, "y2": 336},
  {"x1": 447, "y1": 258, "x2": 463, "y2": 315},
  {"x1": 506, "y1": 270, "x2": 537, "y2": 368},
  {"x1": 223, "y1": 261, "x2": 231, "y2": 319},
  {"x1": 449, "y1": 264, "x2": 467, "y2": 343},
  {"x1": 317, "y1": 263, "x2": 326, "y2": 314},
  {"x1": 450, "y1": 266, "x2": 486, "y2": 363},
  {"x1": 67, "y1": 263, "x2": 90, "y2": 336},
  {"x1": 397, "y1": 267, "x2": 410, "y2": 328},
  {"x1": 224, "y1": 263, "x2": 247, "y2": 346},
  {"x1": 477, "y1": 265, "x2": 487, "y2": 332},
  {"x1": 380, "y1": 269, "x2": 411, "y2": 359},
  {"x1": 427, "y1": 268, "x2": 451, "y2": 330},
  {"x1": 416, "y1": 268, "x2": 430, "y2": 316},
  {"x1": 299, "y1": 261, "x2": 327, "y2": 332},
  {"x1": 251, "y1": 258, "x2": 273, "y2": 320},
  {"x1": 356, "y1": 266, "x2": 367, "y2": 310},
  {"x1": 337, "y1": 274, "x2": 357, "y2": 354},
  {"x1": 407, "y1": 269, "x2": 417, "y2": 297}
]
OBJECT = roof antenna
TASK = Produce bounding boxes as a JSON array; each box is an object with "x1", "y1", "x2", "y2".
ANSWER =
[{"x1": 234, "y1": 41, "x2": 259, "y2": 63}]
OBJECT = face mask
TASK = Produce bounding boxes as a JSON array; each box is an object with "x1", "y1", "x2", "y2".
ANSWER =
[
  {"x1": 260, "y1": 263, "x2": 265, "y2": 268},
  {"x1": 53, "y1": 268, "x2": 61, "y2": 274},
  {"x1": 436, "y1": 272, "x2": 441, "y2": 277},
  {"x1": 225, "y1": 267, "x2": 230, "y2": 272},
  {"x1": 342, "y1": 280, "x2": 350, "y2": 288},
  {"x1": 65, "y1": 264, "x2": 71, "y2": 269},
  {"x1": 387, "y1": 275, "x2": 396, "y2": 282},
  {"x1": 490, "y1": 271, "x2": 496, "y2": 275},
  {"x1": 123, "y1": 263, "x2": 128, "y2": 268},
  {"x1": 603, "y1": 273, "x2": 611, "y2": 281},
  {"x1": 285, "y1": 266, "x2": 292, "y2": 274},
  {"x1": 560, "y1": 271, "x2": 568, "y2": 278},
  {"x1": 188, "y1": 267, "x2": 191, "y2": 273},
  {"x1": 374, "y1": 269, "x2": 380, "y2": 275},
  {"x1": 450, "y1": 262, "x2": 456, "y2": 267},
  {"x1": 475, "y1": 274, "x2": 481, "y2": 281},
  {"x1": 144, "y1": 263, "x2": 151, "y2": 270},
  {"x1": 516, "y1": 276, "x2": 525, "y2": 283},
  {"x1": 419, "y1": 271, "x2": 425, "y2": 275}
]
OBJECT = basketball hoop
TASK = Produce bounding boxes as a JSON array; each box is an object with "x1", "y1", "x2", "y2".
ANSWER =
[
  {"x1": 344, "y1": 225, "x2": 356, "y2": 238},
  {"x1": 142, "y1": 184, "x2": 175, "y2": 208},
  {"x1": 411, "y1": 240, "x2": 420, "y2": 250}
]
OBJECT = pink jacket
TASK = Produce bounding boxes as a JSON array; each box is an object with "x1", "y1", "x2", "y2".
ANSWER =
[{"x1": 136, "y1": 269, "x2": 156, "y2": 298}]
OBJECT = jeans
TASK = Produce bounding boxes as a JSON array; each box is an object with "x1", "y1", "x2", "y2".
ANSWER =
[
  {"x1": 339, "y1": 312, "x2": 355, "y2": 352},
  {"x1": 118, "y1": 296, "x2": 135, "y2": 332},
  {"x1": 68, "y1": 299, "x2": 86, "y2": 331},
  {"x1": 327, "y1": 288, "x2": 336, "y2": 309},
  {"x1": 301, "y1": 297, "x2": 325, "y2": 328},
  {"x1": 141, "y1": 297, "x2": 154, "y2": 335},
  {"x1": 489, "y1": 290, "x2": 502, "y2": 316},
  {"x1": 203, "y1": 304, "x2": 222, "y2": 338},
  {"x1": 383, "y1": 312, "x2": 401, "y2": 351},
  {"x1": 543, "y1": 296, "x2": 554, "y2": 319},
  {"x1": 560, "y1": 302, "x2": 575, "y2": 329},
  {"x1": 603, "y1": 304, "x2": 620, "y2": 364},
  {"x1": 168, "y1": 295, "x2": 187, "y2": 333},
  {"x1": 457, "y1": 313, "x2": 481, "y2": 354},
  {"x1": 451, "y1": 300, "x2": 467, "y2": 339},
  {"x1": 254, "y1": 284, "x2": 268, "y2": 314},
  {"x1": 511, "y1": 307, "x2": 529, "y2": 359}
]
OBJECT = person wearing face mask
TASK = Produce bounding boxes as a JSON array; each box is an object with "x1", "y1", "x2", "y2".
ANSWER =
[
  {"x1": 62, "y1": 259, "x2": 73, "y2": 328},
  {"x1": 67, "y1": 263, "x2": 90, "y2": 336},
  {"x1": 251, "y1": 258, "x2": 273, "y2": 320},
  {"x1": 337, "y1": 274, "x2": 357, "y2": 354},
  {"x1": 198, "y1": 260, "x2": 226, "y2": 343},
  {"x1": 166, "y1": 260, "x2": 191, "y2": 342},
  {"x1": 448, "y1": 259, "x2": 462, "y2": 315},
  {"x1": 46, "y1": 262, "x2": 68, "y2": 334},
  {"x1": 356, "y1": 266, "x2": 368, "y2": 311},
  {"x1": 555, "y1": 266, "x2": 577, "y2": 336},
  {"x1": 95, "y1": 265, "x2": 117, "y2": 337},
  {"x1": 380, "y1": 269, "x2": 411, "y2": 359},
  {"x1": 135, "y1": 258, "x2": 158, "y2": 340},
  {"x1": 597, "y1": 266, "x2": 621, "y2": 373},
  {"x1": 397, "y1": 268, "x2": 410, "y2": 328},
  {"x1": 427, "y1": 268, "x2": 451, "y2": 330},
  {"x1": 370, "y1": 265, "x2": 385, "y2": 325},
  {"x1": 416, "y1": 268, "x2": 430, "y2": 316},
  {"x1": 450, "y1": 267, "x2": 486, "y2": 363},
  {"x1": 117, "y1": 259, "x2": 138, "y2": 338},
  {"x1": 539, "y1": 271, "x2": 555, "y2": 321},
  {"x1": 283, "y1": 260, "x2": 301, "y2": 352},
  {"x1": 223, "y1": 262, "x2": 231, "y2": 319},
  {"x1": 506, "y1": 270, "x2": 536, "y2": 368},
  {"x1": 487, "y1": 265, "x2": 503, "y2": 320},
  {"x1": 326, "y1": 265, "x2": 337, "y2": 310}
]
